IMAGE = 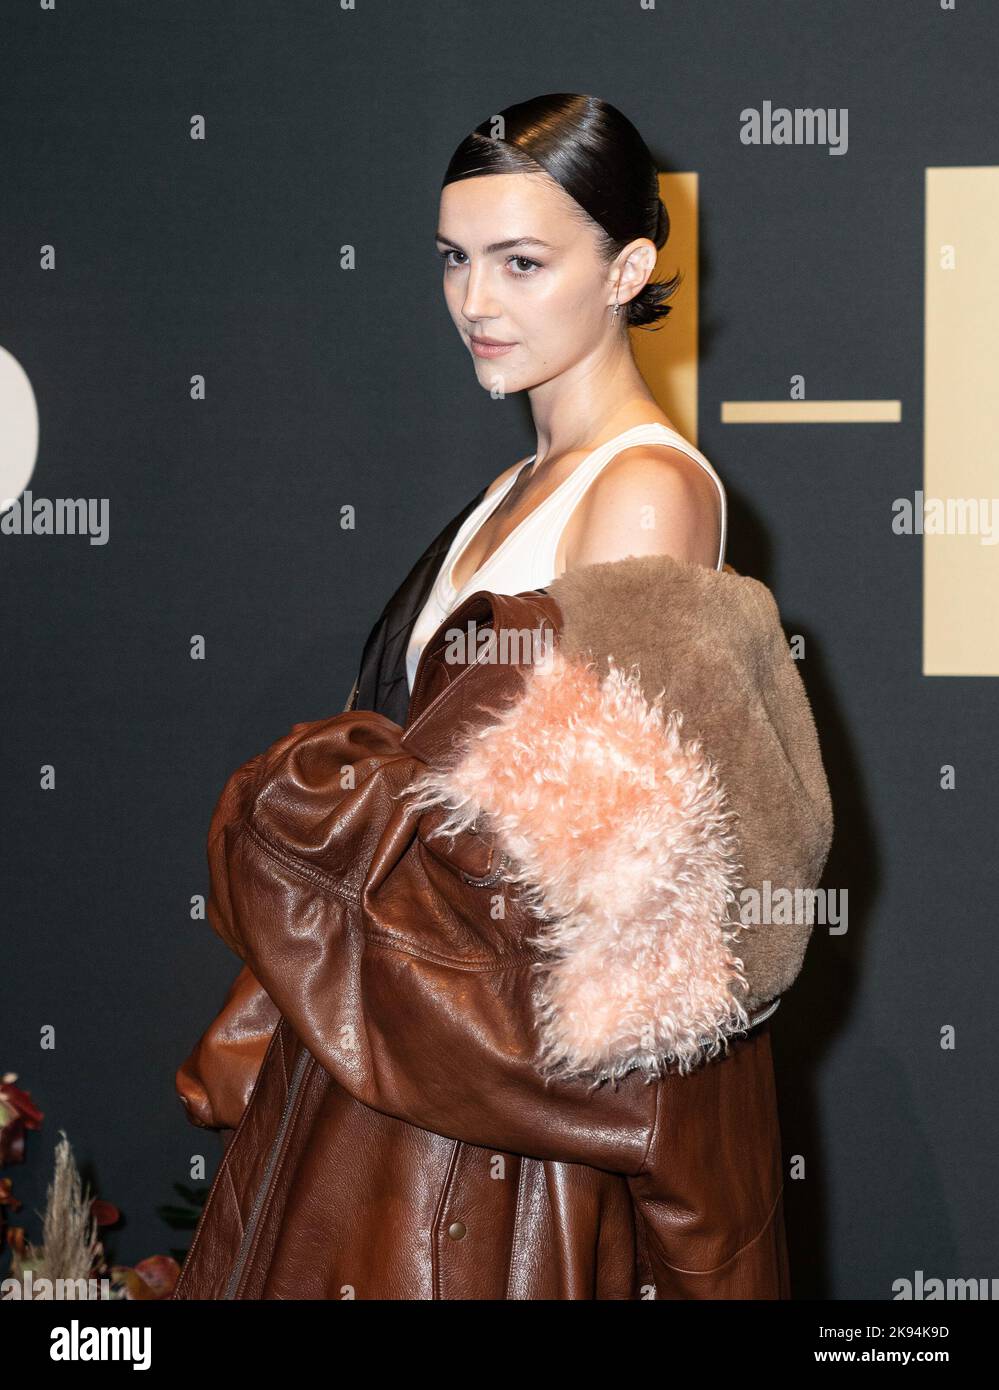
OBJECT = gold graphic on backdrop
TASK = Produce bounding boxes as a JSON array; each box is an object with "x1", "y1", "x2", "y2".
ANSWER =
[
  {"x1": 630, "y1": 172, "x2": 699, "y2": 445},
  {"x1": 637, "y1": 168, "x2": 996, "y2": 678},
  {"x1": 722, "y1": 401, "x2": 902, "y2": 423},
  {"x1": 925, "y1": 167, "x2": 999, "y2": 676}
]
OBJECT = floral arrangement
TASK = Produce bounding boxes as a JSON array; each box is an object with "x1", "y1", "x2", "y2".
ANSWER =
[{"x1": 1, "y1": 1071, "x2": 204, "y2": 1300}]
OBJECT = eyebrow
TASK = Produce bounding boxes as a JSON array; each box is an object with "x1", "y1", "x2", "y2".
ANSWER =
[{"x1": 434, "y1": 234, "x2": 556, "y2": 255}]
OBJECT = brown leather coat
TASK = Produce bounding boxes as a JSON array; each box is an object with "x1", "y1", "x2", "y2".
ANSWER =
[{"x1": 171, "y1": 553, "x2": 832, "y2": 1300}]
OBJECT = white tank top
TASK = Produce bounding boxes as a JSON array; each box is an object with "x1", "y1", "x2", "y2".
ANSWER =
[{"x1": 405, "y1": 422, "x2": 728, "y2": 692}]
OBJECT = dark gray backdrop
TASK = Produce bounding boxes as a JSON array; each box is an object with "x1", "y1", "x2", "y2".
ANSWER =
[{"x1": 2, "y1": 0, "x2": 996, "y2": 1300}]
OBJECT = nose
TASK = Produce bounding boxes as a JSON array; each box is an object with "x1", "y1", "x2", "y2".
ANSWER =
[{"x1": 459, "y1": 260, "x2": 500, "y2": 325}]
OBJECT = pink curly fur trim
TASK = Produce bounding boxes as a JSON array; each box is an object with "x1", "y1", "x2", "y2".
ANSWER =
[{"x1": 402, "y1": 647, "x2": 752, "y2": 1085}]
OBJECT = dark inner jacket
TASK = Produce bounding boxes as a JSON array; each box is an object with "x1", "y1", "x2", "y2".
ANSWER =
[{"x1": 351, "y1": 482, "x2": 490, "y2": 722}]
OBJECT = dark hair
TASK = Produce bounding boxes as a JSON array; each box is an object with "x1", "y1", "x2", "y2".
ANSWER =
[{"x1": 442, "y1": 93, "x2": 681, "y2": 331}]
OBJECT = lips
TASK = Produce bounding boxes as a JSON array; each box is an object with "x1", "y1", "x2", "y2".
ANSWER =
[{"x1": 469, "y1": 334, "x2": 517, "y2": 358}]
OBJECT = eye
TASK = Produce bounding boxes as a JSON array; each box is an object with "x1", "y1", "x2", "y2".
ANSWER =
[{"x1": 436, "y1": 248, "x2": 542, "y2": 277}]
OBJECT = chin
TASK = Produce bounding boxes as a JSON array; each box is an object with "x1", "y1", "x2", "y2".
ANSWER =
[{"x1": 472, "y1": 362, "x2": 531, "y2": 392}]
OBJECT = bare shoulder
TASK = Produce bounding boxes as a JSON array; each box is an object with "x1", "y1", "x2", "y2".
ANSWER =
[{"x1": 561, "y1": 443, "x2": 723, "y2": 571}]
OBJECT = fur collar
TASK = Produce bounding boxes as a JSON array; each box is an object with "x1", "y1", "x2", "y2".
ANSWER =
[{"x1": 404, "y1": 552, "x2": 833, "y2": 1085}]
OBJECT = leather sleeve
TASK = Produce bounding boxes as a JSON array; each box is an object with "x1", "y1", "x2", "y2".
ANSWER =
[
  {"x1": 172, "y1": 695, "x2": 652, "y2": 1172},
  {"x1": 627, "y1": 1024, "x2": 789, "y2": 1299},
  {"x1": 175, "y1": 672, "x2": 362, "y2": 1134},
  {"x1": 214, "y1": 815, "x2": 659, "y2": 1173},
  {"x1": 174, "y1": 749, "x2": 277, "y2": 1132},
  {"x1": 174, "y1": 961, "x2": 280, "y2": 1130}
]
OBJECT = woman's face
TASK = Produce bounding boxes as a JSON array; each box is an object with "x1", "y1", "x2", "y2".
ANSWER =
[{"x1": 436, "y1": 172, "x2": 642, "y2": 392}]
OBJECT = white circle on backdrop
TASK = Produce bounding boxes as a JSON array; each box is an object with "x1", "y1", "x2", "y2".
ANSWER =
[{"x1": 0, "y1": 345, "x2": 39, "y2": 514}]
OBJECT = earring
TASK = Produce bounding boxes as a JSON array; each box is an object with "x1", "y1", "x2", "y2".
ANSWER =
[{"x1": 612, "y1": 299, "x2": 620, "y2": 316}]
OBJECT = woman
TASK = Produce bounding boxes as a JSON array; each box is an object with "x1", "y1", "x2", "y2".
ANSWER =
[
  {"x1": 404, "y1": 98, "x2": 725, "y2": 691},
  {"x1": 173, "y1": 94, "x2": 833, "y2": 1300}
]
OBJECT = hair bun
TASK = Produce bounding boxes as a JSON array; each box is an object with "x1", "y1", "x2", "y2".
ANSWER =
[{"x1": 626, "y1": 266, "x2": 684, "y2": 331}]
